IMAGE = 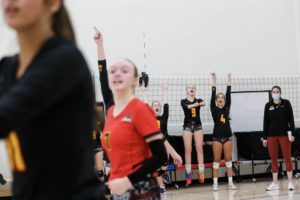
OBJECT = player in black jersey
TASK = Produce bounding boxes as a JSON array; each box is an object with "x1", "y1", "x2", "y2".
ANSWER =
[
  {"x1": 0, "y1": 1, "x2": 105, "y2": 199},
  {"x1": 140, "y1": 83, "x2": 182, "y2": 195},
  {"x1": 210, "y1": 73, "x2": 236, "y2": 191},
  {"x1": 181, "y1": 84, "x2": 205, "y2": 185}
]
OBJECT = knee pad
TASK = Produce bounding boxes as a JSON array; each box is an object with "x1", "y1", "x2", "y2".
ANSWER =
[
  {"x1": 226, "y1": 161, "x2": 232, "y2": 168},
  {"x1": 213, "y1": 162, "x2": 220, "y2": 169}
]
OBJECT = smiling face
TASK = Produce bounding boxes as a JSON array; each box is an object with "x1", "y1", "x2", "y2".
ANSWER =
[
  {"x1": 2, "y1": 0, "x2": 58, "y2": 31},
  {"x1": 216, "y1": 92, "x2": 226, "y2": 108},
  {"x1": 151, "y1": 101, "x2": 161, "y2": 116},
  {"x1": 186, "y1": 84, "x2": 196, "y2": 96},
  {"x1": 108, "y1": 58, "x2": 138, "y2": 95}
]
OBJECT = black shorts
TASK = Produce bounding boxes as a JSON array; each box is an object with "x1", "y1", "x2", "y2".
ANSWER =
[
  {"x1": 112, "y1": 178, "x2": 160, "y2": 200},
  {"x1": 183, "y1": 123, "x2": 202, "y2": 133},
  {"x1": 213, "y1": 137, "x2": 232, "y2": 144}
]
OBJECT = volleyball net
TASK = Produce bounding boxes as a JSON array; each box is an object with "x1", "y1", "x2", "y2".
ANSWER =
[{"x1": 134, "y1": 74, "x2": 300, "y2": 136}]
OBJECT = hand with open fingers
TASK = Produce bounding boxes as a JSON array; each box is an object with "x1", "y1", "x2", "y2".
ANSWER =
[
  {"x1": 263, "y1": 140, "x2": 268, "y2": 147},
  {"x1": 227, "y1": 73, "x2": 232, "y2": 85},
  {"x1": 199, "y1": 102, "x2": 205, "y2": 107},
  {"x1": 227, "y1": 73, "x2": 232, "y2": 80},
  {"x1": 106, "y1": 177, "x2": 133, "y2": 196},
  {"x1": 139, "y1": 84, "x2": 147, "y2": 93},
  {"x1": 93, "y1": 27, "x2": 103, "y2": 46},
  {"x1": 170, "y1": 151, "x2": 183, "y2": 166},
  {"x1": 162, "y1": 83, "x2": 168, "y2": 91}
]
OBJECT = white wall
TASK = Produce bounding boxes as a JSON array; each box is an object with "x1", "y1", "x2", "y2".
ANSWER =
[
  {"x1": 295, "y1": 0, "x2": 300, "y2": 73},
  {"x1": 63, "y1": 0, "x2": 299, "y2": 76},
  {"x1": 0, "y1": 0, "x2": 300, "y2": 180}
]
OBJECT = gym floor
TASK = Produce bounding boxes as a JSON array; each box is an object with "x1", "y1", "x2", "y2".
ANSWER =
[
  {"x1": 165, "y1": 178, "x2": 299, "y2": 200},
  {"x1": 1, "y1": 178, "x2": 299, "y2": 199}
]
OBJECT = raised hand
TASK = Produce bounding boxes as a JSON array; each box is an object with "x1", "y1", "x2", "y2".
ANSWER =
[
  {"x1": 211, "y1": 72, "x2": 216, "y2": 86},
  {"x1": 93, "y1": 27, "x2": 104, "y2": 46},
  {"x1": 227, "y1": 73, "x2": 232, "y2": 86}
]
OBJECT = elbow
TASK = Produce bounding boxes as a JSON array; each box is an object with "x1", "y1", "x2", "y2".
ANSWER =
[{"x1": 158, "y1": 150, "x2": 168, "y2": 166}]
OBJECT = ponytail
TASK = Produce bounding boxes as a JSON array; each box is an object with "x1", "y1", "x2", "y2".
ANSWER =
[{"x1": 52, "y1": 2, "x2": 76, "y2": 43}]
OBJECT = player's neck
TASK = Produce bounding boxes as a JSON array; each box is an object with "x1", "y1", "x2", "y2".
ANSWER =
[
  {"x1": 273, "y1": 99, "x2": 281, "y2": 105},
  {"x1": 187, "y1": 95, "x2": 195, "y2": 101},
  {"x1": 113, "y1": 92, "x2": 135, "y2": 116}
]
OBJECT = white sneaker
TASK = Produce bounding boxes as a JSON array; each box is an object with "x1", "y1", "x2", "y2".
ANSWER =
[
  {"x1": 228, "y1": 182, "x2": 237, "y2": 190},
  {"x1": 266, "y1": 182, "x2": 279, "y2": 191},
  {"x1": 288, "y1": 182, "x2": 294, "y2": 191},
  {"x1": 213, "y1": 183, "x2": 219, "y2": 191}
]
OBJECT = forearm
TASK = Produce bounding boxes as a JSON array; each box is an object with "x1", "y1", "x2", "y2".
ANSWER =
[
  {"x1": 97, "y1": 44, "x2": 105, "y2": 60},
  {"x1": 127, "y1": 139, "x2": 168, "y2": 184},
  {"x1": 187, "y1": 103, "x2": 199, "y2": 109},
  {"x1": 210, "y1": 86, "x2": 216, "y2": 110}
]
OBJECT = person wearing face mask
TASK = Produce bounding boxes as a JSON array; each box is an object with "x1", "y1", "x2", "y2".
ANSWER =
[
  {"x1": 181, "y1": 84, "x2": 205, "y2": 186},
  {"x1": 210, "y1": 73, "x2": 236, "y2": 191},
  {"x1": 263, "y1": 86, "x2": 295, "y2": 191}
]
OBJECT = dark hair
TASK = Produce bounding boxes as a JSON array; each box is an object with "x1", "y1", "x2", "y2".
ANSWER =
[
  {"x1": 52, "y1": 2, "x2": 76, "y2": 43},
  {"x1": 271, "y1": 85, "x2": 282, "y2": 94},
  {"x1": 94, "y1": 102, "x2": 105, "y2": 132}
]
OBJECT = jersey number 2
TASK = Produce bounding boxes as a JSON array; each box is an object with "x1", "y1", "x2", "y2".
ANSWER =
[
  {"x1": 6, "y1": 131, "x2": 26, "y2": 172},
  {"x1": 191, "y1": 108, "x2": 196, "y2": 118}
]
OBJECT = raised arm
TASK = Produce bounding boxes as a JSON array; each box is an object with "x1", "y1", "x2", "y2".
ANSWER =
[
  {"x1": 225, "y1": 73, "x2": 231, "y2": 108},
  {"x1": 161, "y1": 84, "x2": 169, "y2": 119},
  {"x1": 94, "y1": 27, "x2": 113, "y2": 112},
  {"x1": 210, "y1": 73, "x2": 217, "y2": 111},
  {"x1": 139, "y1": 84, "x2": 148, "y2": 105},
  {"x1": 162, "y1": 83, "x2": 168, "y2": 105}
]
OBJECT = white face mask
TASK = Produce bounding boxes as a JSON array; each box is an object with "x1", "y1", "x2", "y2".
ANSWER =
[{"x1": 272, "y1": 93, "x2": 281, "y2": 100}]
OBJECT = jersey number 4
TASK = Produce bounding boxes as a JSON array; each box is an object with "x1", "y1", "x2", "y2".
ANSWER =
[
  {"x1": 220, "y1": 114, "x2": 226, "y2": 124},
  {"x1": 6, "y1": 131, "x2": 26, "y2": 172},
  {"x1": 191, "y1": 108, "x2": 196, "y2": 118}
]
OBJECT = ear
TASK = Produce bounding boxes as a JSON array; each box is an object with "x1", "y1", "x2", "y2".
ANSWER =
[{"x1": 47, "y1": 0, "x2": 62, "y2": 14}]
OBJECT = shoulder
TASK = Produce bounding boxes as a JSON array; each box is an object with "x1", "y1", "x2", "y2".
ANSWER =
[
  {"x1": 282, "y1": 99, "x2": 292, "y2": 106},
  {"x1": 0, "y1": 55, "x2": 18, "y2": 67},
  {"x1": 42, "y1": 37, "x2": 87, "y2": 67},
  {"x1": 134, "y1": 98, "x2": 152, "y2": 110},
  {"x1": 0, "y1": 55, "x2": 18, "y2": 76},
  {"x1": 265, "y1": 101, "x2": 272, "y2": 107}
]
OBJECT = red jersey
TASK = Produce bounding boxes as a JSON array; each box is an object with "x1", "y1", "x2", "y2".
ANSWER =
[{"x1": 101, "y1": 98, "x2": 160, "y2": 181}]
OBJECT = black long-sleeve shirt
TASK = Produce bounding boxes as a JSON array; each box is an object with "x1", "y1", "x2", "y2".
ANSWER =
[
  {"x1": 263, "y1": 99, "x2": 295, "y2": 139},
  {"x1": 210, "y1": 86, "x2": 232, "y2": 139},
  {"x1": 98, "y1": 60, "x2": 113, "y2": 113},
  {"x1": 0, "y1": 37, "x2": 105, "y2": 200},
  {"x1": 181, "y1": 98, "x2": 203, "y2": 126},
  {"x1": 156, "y1": 103, "x2": 169, "y2": 140}
]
